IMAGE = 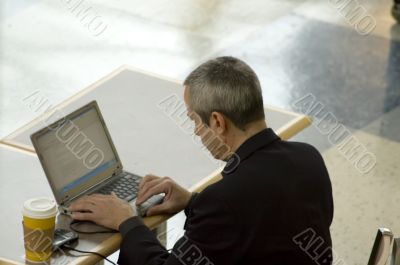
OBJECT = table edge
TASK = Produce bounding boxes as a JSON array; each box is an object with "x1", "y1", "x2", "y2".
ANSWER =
[{"x1": 1, "y1": 65, "x2": 305, "y2": 145}]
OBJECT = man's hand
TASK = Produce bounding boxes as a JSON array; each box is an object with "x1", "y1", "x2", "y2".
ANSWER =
[
  {"x1": 136, "y1": 174, "x2": 192, "y2": 216},
  {"x1": 68, "y1": 193, "x2": 135, "y2": 230}
]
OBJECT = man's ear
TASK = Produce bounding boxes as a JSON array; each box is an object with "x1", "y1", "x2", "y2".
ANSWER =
[{"x1": 210, "y1": 111, "x2": 227, "y2": 135}]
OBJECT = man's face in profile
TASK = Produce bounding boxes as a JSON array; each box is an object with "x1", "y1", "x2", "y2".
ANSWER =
[{"x1": 184, "y1": 86, "x2": 232, "y2": 161}]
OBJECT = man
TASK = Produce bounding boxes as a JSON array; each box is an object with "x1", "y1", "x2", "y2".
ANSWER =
[{"x1": 69, "y1": 57, "x2": 334, "y2": 265}]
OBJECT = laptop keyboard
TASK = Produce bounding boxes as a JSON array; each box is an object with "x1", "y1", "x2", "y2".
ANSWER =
[{"x1": 97, "y1": 172, "x2": 141, "y2": 202}]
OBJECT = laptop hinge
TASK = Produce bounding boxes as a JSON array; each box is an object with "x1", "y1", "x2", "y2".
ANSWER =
[{"x1": 115, "y1": 165, "x2": 123, "y2": 175}]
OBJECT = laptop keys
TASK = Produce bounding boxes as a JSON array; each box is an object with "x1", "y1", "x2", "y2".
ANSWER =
[{"x1": 96, "y1": 173, "x2": 141, "y2": 201}]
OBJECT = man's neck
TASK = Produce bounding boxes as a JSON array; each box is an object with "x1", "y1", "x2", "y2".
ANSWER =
[{"x1": 230, "y1": 120, "x2": 267, "y2": 153}]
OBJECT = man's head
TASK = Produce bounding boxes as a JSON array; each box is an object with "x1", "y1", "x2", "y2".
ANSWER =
[{"x1": 183, "y1": 56, "x2": 266, "y2": 160}]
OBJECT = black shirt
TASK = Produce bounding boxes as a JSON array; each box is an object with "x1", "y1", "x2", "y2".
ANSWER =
[{"x1": 118, "y1": 128, "x2": 334, "y2": 265}]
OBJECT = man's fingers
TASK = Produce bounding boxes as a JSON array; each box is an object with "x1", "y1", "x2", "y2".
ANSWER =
[
  {"x1": 71, "y1": 211, "x2": 95, "y2": 221},
  {"x1": 70, "y1": 193, "x2": 115, "y2": 207},
  {"x1": 89, "y1": 193, "x2": 111, "y2": 200},
  {"x1": 137, "y1": 178, "x2": 164, "y2": 201},
  {"x1": 139, "y1": 174, "x2": 159, "y2": 190},
  {"x1": 136, "y1": 182, "x2": 168, "y2": 205},
  {"x1": 70, "y1": 194, "x2": 104, "y2": 206},
  {"x1": 146, "y1": 202, "x2": 170, "y2": 216},
  {"x1": 69, "y1": 201, "x2": 94, "y2": 212}
]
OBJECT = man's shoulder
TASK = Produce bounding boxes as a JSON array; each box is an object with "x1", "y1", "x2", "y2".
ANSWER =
[
  {"x1": 225, "y1": 140, "x2": 322, "y2": 174},
  {"x1": 272, "y1": 139, "x2": 321, "y2": 154},
  {"x1": 285, "y1": 140, "x2": 321, "y2": 153},
  {"x1": 190, "y1": 141, "x2": 327, "y2": 209},
  {"x1": 258, "y1": 140, "x2": 325, "y2": 165}
]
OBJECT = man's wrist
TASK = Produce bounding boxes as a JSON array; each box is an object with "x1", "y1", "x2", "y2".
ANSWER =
[
  {"x1": 184, "y1": 192, "x2": 198, "y2": 217},
  {"x1": 183, "y1": 191, "x2": 194, "y2": 208},
  {"x1": 118, "y1": 216, "x2": 145, "y2": 238}
]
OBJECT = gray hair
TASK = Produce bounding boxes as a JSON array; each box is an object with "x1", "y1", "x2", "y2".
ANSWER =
[{"x1": 184, "y1": 56, "x2": 265, "y2": 130}]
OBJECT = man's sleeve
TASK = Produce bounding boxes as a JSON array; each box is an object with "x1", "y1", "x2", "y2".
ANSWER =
[{"x1": 117, "y1": 192, "x2": 242, "y2": 265}]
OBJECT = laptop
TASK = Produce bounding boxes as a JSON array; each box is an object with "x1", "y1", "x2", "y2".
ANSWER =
[{"x1": 31, "y1": 100, "x2": 163, "y2": 216}]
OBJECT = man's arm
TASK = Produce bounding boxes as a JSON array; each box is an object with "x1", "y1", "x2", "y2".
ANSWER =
[
  {"x1": 68, "y1": 175, "x2": 242, "y2": 264},
  {"x1": 118, "y1": 191, "x2": 242, "y2": 265}
]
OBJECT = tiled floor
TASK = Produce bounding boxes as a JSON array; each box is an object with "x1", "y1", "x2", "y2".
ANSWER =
[
  {"x1": 1, "y1": 0, "x2": 399, "y2": 264},
  {"x1": 326, "y1": 130, "x2": 400, "y2": 265},
  {"x1": 217, "y1": 15, "x2": 400, "y2": 129}
]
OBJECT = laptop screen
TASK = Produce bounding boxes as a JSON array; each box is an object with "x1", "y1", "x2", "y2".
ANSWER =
[{"x1": 34, "y1": 104, "x2": 118, "y2": 201}]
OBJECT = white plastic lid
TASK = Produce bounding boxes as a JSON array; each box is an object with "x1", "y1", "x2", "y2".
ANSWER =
[{"x1": 22, "y1": 197, "x2": 58, "y2": 219}]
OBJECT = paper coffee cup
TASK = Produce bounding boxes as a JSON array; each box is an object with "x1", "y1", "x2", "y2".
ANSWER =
[{"x1": 22, "y1": 197, "x2": 58, "y2": 263}]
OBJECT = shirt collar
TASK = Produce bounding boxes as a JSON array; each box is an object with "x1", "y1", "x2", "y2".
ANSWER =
[{"x1": 222, "y1": 128, "x2": 281, "y2": 175}]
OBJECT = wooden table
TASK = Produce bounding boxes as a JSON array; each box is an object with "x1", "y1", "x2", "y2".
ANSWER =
[{"x1": 0, "y1": 66, "x2": 311, "y2": 264}]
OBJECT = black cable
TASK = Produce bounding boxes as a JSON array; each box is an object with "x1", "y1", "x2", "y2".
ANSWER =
[
  {"x1": 66, "y1": 221, "x2": 118, "y2": 264},
  {"x1": 67, "y1": 221, "x2": 171, "y2": 263},
  {"x1": 70, "y1": 220, "x2": 118, "y2": 234},
  {"x1": 63, "y1": 244, "x2": 117, "y2": 265}
]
